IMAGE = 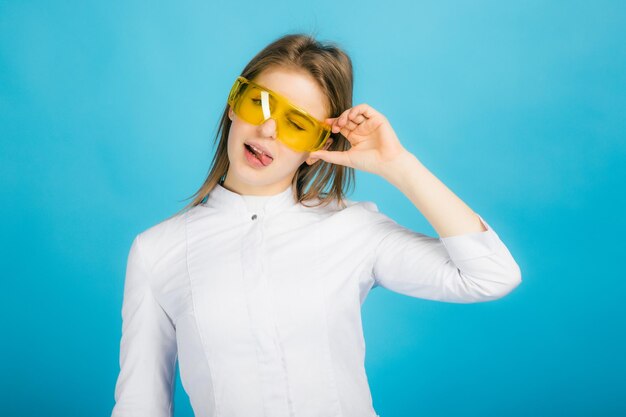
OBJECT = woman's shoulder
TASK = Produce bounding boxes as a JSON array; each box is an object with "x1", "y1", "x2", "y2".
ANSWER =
[
  {"x1": 300, "y1": 195, "x2": 390, "y2": 225},
  {"x1": 132, "y1": 205, "x2": 200, "y2": 266}
]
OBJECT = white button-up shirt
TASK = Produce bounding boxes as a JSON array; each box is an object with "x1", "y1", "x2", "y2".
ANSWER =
[{"x1": 111, "y1": 183, "x2": 522, "y2": 417}]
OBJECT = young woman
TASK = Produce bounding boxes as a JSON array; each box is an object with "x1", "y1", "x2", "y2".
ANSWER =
[{"x1": 111, "y1": 33, "x2": 522, "y2": 417}]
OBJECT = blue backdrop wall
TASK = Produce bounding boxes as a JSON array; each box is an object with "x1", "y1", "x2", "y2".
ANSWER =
[{"x1": 1, "y1": 1, "x2": 625, "y2": 416}]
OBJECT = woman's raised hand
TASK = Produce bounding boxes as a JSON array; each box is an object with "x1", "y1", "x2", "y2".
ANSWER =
[{"x1": 309, "y1": 103, "x2": 411, "y2": 176}]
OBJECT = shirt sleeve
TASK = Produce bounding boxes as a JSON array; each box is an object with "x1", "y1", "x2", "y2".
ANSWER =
[
  {"x1": 111, "y1": 234, "x2": 178, "y2": 417},
  {"x1": 369, "y1": 206, "x2": 522, "y2": 303}
]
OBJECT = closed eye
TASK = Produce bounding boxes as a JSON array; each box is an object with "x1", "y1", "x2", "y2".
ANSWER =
[{"x1": 289, "y1": 120, "x2": 305, "y2": 131}]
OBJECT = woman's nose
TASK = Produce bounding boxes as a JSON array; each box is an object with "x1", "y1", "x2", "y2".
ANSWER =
[{"x1": 258, "y1": 117, "x2": 277, "y2": 139}]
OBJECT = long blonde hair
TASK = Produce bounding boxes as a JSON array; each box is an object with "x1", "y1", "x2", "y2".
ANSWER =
[{"x1": 173, "y1": 32, "x2": 355, "y2": 217}]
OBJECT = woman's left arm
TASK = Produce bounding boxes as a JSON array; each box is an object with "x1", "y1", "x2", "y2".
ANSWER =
[
  {"x1": 311, "y1": 103, "x2": 490, "y2": 238},
  {"x1": 310, "y1": 104, "x2": 521, "y2": 302}
]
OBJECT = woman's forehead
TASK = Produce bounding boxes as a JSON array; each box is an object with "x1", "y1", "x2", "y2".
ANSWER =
[{"x1": 252, "y1": 68, "x2": 329, "y2": 120}]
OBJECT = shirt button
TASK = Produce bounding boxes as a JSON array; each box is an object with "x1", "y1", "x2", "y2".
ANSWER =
[{"x1": 251, "y1": 214, "x2": 257, "y2": 220}]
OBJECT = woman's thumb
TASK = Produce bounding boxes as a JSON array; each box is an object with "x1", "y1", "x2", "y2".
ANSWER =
[{"x1": 310, "y1": 149, "x2": 350, "y2": 167}]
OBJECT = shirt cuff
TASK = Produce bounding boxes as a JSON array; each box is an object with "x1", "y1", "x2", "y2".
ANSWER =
[{"x1": 439, "y1": 213, "x2": 501, "y2": 261}]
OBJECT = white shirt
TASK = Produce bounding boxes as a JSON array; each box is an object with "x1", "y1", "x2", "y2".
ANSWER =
[
  {"x1": 111, "y1": 183, "x2": 522, "y2": 417},
  {"x1": 240, "y1": 193, "x2": 273, "y2": 215}
]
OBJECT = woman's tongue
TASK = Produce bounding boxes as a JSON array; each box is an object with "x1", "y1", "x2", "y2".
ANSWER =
[
  {"x1": 259, "y1": 153, "x2": 273, "y2": 166},
  {"x1": 248, "y1": 144, "x2": 273, "y2": 166}
]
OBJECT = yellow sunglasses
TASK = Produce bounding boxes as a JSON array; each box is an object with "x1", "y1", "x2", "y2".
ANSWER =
[{"x1": 227, "y1": 76, "x2": 332, "y2": 152}]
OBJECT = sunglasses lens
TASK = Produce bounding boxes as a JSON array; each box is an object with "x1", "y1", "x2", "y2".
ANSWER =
[{"x1": 232, "y1": 84, "x2": 266, "y2": 125}]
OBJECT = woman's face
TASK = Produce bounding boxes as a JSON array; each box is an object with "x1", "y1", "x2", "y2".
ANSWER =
[{"x1": 223, "y1": 66, "x2": 333, "y2": 196}]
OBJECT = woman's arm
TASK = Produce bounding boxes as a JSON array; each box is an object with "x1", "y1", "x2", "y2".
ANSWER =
[
  {"x1": 364, "y1": 204, "x2": 521, "y2": 303},
  {"x1": 379, "y1": 151, "x2": 487, "y2": 238},
  {"x1": 312, "y1": 103, "x2": 521, "y2": 302},
  {"x1": 111, "y1": 235, "x2": 178, "y2": 417}
]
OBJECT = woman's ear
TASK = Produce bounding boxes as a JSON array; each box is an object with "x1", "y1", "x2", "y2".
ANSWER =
[
  {"x1": 228, "y1": 107, "x2": 234, "y2": 121},
  {"x1": 305, "y1": 138, "x2": 334, "y2": 165}
]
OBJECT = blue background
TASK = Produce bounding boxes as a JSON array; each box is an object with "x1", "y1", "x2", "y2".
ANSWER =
[{"x1": 1, "y1": 1, "x2": 625, "y2": 416}]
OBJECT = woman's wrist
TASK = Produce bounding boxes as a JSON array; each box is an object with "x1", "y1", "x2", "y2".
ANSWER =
[{"x1": 379, "y1": 150, "x2": 422, "y2": 187}]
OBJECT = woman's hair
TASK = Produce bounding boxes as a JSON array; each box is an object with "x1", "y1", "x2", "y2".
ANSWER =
[{"x1": 174, "y1": 32, "x2": 355, "y2": 217}]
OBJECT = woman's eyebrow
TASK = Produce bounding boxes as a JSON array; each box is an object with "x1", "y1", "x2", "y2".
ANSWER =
[
  {"x1": 287, "y1": 108, "x2": 307, "y2": 117},
  {"x1": 286, "y1": 109, "x2": 316, "y2": 124}
]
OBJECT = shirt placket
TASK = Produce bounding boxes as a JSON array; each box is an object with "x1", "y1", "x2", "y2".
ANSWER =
[{"x1": 241, "y1": 208, "x2": 293, "y2": 417}]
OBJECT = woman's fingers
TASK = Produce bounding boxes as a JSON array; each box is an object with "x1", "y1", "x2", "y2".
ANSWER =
[{"x1": 328, "y1": 104, "x2": 379, "y2": 133}]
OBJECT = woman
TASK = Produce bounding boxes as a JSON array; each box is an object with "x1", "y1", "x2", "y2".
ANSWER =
[{"x1": 111, "y1": 33, "x2": 522, "y2": 417}]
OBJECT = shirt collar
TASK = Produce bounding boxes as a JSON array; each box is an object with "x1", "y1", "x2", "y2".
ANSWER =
[{"x1": 204, "y1": 182, "x2": 298, "y2": 216}]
